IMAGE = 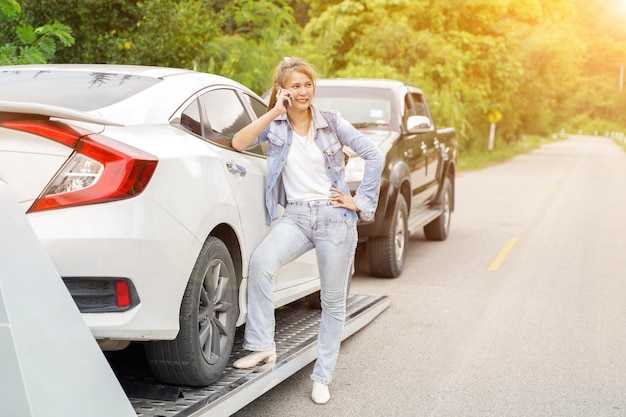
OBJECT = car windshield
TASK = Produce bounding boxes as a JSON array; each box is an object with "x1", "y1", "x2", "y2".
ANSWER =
[
  {"x1": 314, "y1": 86, "x2": 393, "y2": 130},
  {"x1": 0, "y1": 70, "x2": 160, "y2": 111}
]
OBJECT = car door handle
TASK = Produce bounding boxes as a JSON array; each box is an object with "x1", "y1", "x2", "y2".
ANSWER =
[
  {"x1": 420, "y1": 142, "x2": 427, "y2": 152},
  {"x1": 404, "y1": 149, "x2": 414, "y2": 158},
  {"x1": 226, "y1": 162, "x2": 247, "y2": 177}
]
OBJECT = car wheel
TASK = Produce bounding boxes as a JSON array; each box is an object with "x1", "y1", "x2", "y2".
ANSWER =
[
  {"x1": 145, "y1": 236, "x2": 239, "y2": 386},
  {"x1": 424, "y1": 176, "x2": 452, "y2": 241},
  {"x1": 367, "y1": 194, "x2": 408, "y2": 278}
]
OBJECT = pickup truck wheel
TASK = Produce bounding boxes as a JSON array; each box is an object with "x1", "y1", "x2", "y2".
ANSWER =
[
  {"x1": 424, "y1": 176, "x2": 452, "y2": 241},
  {"x1": 367, "y1": 194, "x2": 408, "y2": 278},
  {"x1": 145, "y1": 236, "x2": 239, "y2": 386}
]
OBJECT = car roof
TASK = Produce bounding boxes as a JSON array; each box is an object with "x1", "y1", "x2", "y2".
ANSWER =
[
  {"x1": 0, "y1": 63, "x2": 237, "y2": 83},
  {"x1": 316, "y1": 78, "x2": 423, "y2": 94},
  {"x1": 0, "y1": 64, "x2": 259, "y2": 125}
]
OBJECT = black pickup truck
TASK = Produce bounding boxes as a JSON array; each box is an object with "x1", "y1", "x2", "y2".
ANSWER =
[{"x1": 314, "y1": 78, "x2": 457, "y2": 278}]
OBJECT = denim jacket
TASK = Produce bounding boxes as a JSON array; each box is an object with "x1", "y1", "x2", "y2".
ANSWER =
[{"x1": 251, "y1": 105, "x2": 384, "y2": 226}]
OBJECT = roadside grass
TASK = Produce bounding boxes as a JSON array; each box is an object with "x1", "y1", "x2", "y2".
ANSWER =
[
  {"x1": 613, "y1": 136, "x2": 626, "y2": 152},
  {"x1": 458, "y1": 135, "x2": 561, "y2": 171}
]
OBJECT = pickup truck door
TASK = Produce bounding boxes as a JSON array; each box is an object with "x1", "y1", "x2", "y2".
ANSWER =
[
  {"x1": 403, "y1": 93, "x2": 437, "y2": 209},
  {"x1": 410, "y1": 93, "x2": 439, "y2": 194}
]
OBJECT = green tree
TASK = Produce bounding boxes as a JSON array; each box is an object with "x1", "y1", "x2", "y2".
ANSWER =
[
  {"x1": 13, "y1": 0, "x2": 300, "y2": 93},
  {"x1": 301, "y1": 0, "x2": 526, "y2": 149},
  {"x1": 568, "y1": 0, "x2": 626, "y2": 132},
  {"x1": 197, "y1": 0, "x2": 302, "y2": 92},
  {"x1": 300, "y1": 0, "x2": 626, "y2": 149},
  {"x1": 505, "y1": 20, "x2": 584, "y2": 137},
  {"x1": 12, "y1": 0, "x2": 138, "y2": 64},
  {"x1": 5, "y1": 0, "x2": 626, "y2": 140},
  {"x1": 0, "y1": 0, "x2": 74, "y2": 64}
]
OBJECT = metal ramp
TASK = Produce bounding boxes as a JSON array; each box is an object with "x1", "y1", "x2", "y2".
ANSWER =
[{"x1": 109, "y1": 294, "x2": 390, "y2": 417}]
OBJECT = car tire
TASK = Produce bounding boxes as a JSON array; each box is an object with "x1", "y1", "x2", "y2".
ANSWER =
[
  {"x1": 145, "y1": 236, "x2": 239, "y2": 386},
  {"x1": 367, "y1": 194, "x2": 408, "y2": 278},
  {"x1": 424, "y1": 176, "x2": 452, "y2": 241}
]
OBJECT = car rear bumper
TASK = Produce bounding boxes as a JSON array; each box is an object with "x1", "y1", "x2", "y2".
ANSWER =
[{"x1": 27, "y1": 196, "x2": 202, "y2": 341}]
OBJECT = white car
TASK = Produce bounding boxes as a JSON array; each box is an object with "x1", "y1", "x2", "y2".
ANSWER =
[{"x1": 0, "y1": 64, "x2": 319, "y2": 386}]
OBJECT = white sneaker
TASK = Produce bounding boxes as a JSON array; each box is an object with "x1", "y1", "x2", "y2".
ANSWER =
[{"x1": 311, "y1": 381, "x2": 330, "y2": 405}]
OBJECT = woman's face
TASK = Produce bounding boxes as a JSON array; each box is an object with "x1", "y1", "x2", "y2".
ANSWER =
[{"x1": 283, "y1": 70, "x2": 314, "y2": 111}]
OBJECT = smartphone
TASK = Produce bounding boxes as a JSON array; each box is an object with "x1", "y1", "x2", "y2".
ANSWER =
[{"x1": 278, "y1": 87, "x2": 290, "y2": 109}]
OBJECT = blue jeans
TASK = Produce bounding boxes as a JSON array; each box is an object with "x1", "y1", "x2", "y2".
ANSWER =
[{"x1": 243, "y1": 200, "x2": 358, "y2": 384}]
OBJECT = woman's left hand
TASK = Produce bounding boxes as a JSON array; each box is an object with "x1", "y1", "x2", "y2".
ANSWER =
[{"x1": 329, "y1": 187, "x2": 357, "y2": 211}]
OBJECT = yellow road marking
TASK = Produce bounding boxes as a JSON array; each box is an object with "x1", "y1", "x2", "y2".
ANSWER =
[{"x1": 487, "y1": 237, "x2": 519, "y2": 271}]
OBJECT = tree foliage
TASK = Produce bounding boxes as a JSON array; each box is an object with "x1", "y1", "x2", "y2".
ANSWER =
[
  {"x1": 197, "y1": 0, "x2": 302, "y2": 92},
  {"x1": 0, "y1": 0, "x2": 74, "y2": 65},
  {"x1": 2, "y1": 0, "x2": 625, "y2": 149},
  {"x1": 302, "y1": 0, "x2": 626, "y2": 148},
  {"x1": 9, "y1": 0, "x2": 300, "y2": 92}
]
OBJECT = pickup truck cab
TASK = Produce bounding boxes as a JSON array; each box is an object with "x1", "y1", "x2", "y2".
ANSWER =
[{"x1": 314, "y1": 78, "x2": 457, "y2": 277}]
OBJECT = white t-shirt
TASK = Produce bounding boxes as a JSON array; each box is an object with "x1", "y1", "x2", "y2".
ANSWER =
[{"x1": 282, "y1": 127, "x2": 332, "y2": 202}]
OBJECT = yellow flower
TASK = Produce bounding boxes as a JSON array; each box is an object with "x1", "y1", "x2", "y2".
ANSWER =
[{"x1": 124, "y1": 42, "x2": 131, "y2": 50}]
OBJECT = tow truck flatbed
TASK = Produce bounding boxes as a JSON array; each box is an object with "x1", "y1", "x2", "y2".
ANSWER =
[
  {"x1": 106, "y1": 293, "x2": 389, "y2": 417},
  {"x1": 1, "y1": 182, "x2": 389, "y2": 417}
]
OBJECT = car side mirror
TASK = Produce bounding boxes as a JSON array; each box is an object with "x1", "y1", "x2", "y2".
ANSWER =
[{"x1": 407, "y1": 115, "x2": 432, "y2": 133}]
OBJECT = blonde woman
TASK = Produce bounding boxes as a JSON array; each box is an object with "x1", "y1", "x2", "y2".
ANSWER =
[{"x1": 232, "y1": 57, "x2": 383, "y2": 404}]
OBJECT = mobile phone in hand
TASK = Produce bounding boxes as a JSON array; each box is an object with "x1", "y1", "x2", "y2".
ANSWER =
[{"x1": 278, "y1": 87, "x2": 290, "y2": 109}]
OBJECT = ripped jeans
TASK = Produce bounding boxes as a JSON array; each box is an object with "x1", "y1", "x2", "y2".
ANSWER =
[{"x1": 243, "y1": 200, "x2": 358, "y2": 385}]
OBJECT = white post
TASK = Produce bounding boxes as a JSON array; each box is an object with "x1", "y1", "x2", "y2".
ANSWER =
[{"x1": 488, "y1": 122, "x2": 496, "y2": 151}]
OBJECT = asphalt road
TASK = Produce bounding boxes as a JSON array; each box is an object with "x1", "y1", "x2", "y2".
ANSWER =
[{"x1": 232, "y1": 135, "x2": 626, "y2": 417}]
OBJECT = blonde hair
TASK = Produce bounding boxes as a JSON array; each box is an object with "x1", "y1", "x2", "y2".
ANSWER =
[{"x1": 267, "y1": 57, "x2": 317, "y2": 111}]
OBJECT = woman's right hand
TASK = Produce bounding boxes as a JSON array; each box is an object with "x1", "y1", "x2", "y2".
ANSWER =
[
  {"x1": 233, "y1": 86, "x2": 292, "y2": 151},
  {"x1": 276, "y1": 87, "x2": 292, "y2": 112}
]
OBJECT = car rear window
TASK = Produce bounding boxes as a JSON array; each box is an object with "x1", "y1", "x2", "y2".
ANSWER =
[{"x1": 0, "y1": 70, "x2": 160, "y2": 111}]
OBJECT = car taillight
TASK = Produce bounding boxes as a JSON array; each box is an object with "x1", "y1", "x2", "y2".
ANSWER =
[
  {"x1": 115, "y1": 280, "x2": 131, "y2": 308},
  {"x1": 1, "y1": 120, "x2": 158, "y2": 212}
]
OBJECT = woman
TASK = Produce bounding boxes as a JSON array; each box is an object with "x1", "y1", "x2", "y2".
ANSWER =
[{"x1": 231, "y1": 57, "x2": 383, "y2": 404}]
